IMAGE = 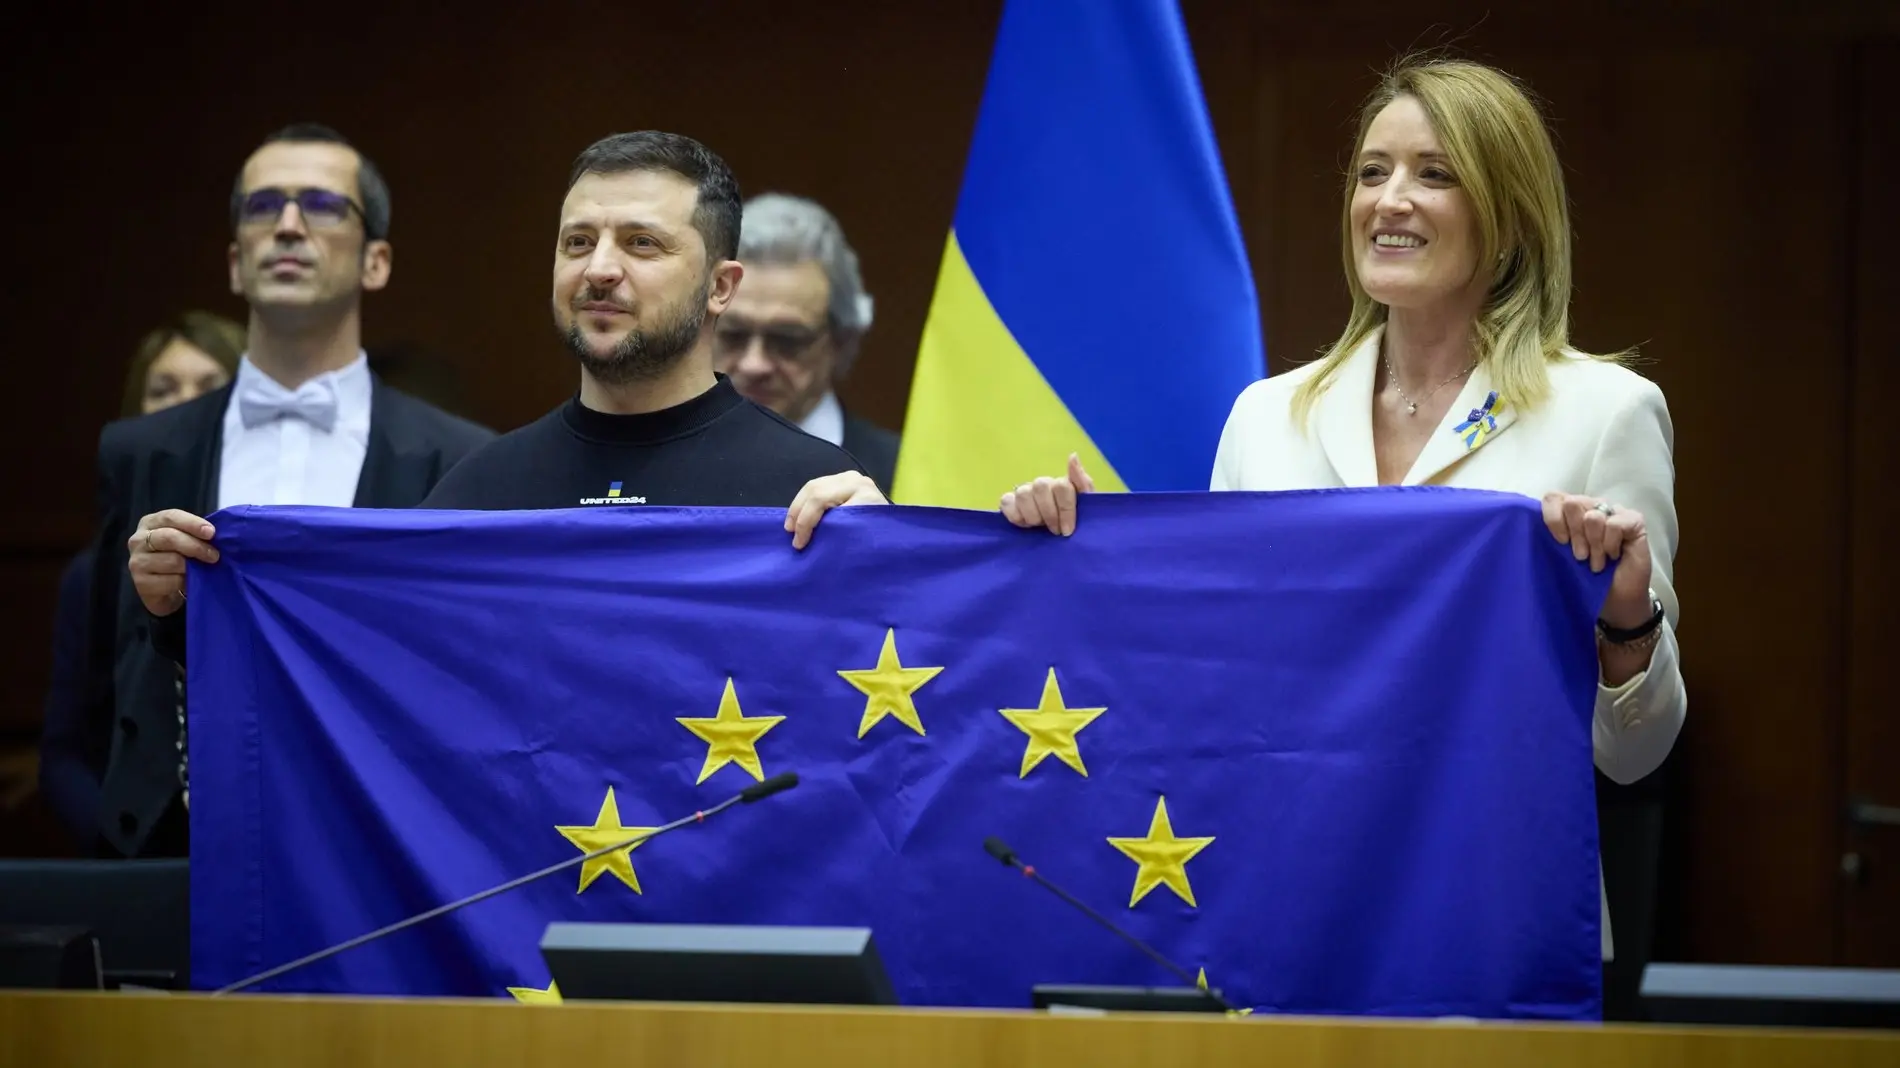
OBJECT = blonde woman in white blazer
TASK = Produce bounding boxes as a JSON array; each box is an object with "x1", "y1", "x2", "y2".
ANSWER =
[{"x1": 1000, "y1": 57, "x2": 1684, "y2": 960}]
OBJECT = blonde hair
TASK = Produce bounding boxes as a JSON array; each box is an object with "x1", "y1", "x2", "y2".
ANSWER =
[
  {"x1": 1291, "y1": 55, "x2": 1628, "y2": 426},
  {"x1": 121, "y1": 311, "x2": 246, "y2": 417}
]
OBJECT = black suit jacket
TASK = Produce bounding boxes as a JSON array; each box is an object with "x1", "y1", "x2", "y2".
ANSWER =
[
  {"x1": 37, "y1": 547, "x2": 96, "y2": 846},
  {"x1": 841, "y1": 412, "x2": 900, "y2": 497},
  {"x1": 80, "y1": 377, "x2": 494, "y2": 858}
]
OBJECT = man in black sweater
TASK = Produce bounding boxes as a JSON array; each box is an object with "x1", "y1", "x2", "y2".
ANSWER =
[{"x1": 419, "y1": 131, "x2": 881, "y2": 542}]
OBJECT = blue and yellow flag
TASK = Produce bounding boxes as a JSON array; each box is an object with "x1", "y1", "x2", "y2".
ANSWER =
[
  {"x1": 189, "y1": 491, "x2": 1607, "y2": 1019},
  {"x1": 893, "y1": 0, "x2": 1264, "y2": 506}
]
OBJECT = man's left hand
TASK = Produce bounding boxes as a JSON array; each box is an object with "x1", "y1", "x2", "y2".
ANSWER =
[{"x1": 786, "y1": 471, "x2": 887, "y2": 550}]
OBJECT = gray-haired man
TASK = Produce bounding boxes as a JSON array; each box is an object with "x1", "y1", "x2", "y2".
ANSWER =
[{"x1": 714, "y1": 193, "x2": 900, "y2": 492}]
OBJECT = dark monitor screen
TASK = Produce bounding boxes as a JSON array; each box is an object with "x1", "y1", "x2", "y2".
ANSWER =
[
  {"x1": 1640, "y1": 963, "x2": 1900, "y2": 1030},
  {"x1": 0, "y1": 860, "x2": 189, "y2": 990},
  {"x1": 540, "y1": 922, "x2": 899, "y2": 1007},
  {"x1": 1032, "y1": 983, "x2": 1229, "y2": 1013}
]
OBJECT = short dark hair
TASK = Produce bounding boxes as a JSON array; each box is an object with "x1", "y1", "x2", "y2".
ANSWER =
[
  {"x1": 566, "y1": 131, "x2": 742, "y2": 263},
  {"x1": 230, "y1": 123, "x2": 392, "y2": 240}
]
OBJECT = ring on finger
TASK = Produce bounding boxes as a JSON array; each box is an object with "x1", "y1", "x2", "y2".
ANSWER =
[
  {"x1": 145, "y1": 531, "x2": 157, "y2": 553},
  {"x1": 1593, "y1": 502, "x2": 1616, "y2": 517}
]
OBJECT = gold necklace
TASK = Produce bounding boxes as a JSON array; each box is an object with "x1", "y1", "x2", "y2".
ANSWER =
[{"x1": 1385, "y1": 355, "x2": 1478, "y2": 416}]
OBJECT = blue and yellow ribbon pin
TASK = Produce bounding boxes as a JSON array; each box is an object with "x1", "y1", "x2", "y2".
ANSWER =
[{"x1": 1454, "y1": 391, "x2": 1502, "y2": 450}]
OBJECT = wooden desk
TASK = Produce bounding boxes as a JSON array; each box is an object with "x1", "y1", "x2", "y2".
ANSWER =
[{"x1": 2, "y1": 992, "x2": 1895, "y2": 1068}]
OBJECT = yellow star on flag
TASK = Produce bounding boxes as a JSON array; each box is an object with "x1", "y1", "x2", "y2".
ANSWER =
[
  {"x1": 1107, "y1": 796, "x2": 1215, "y2": 907},
  {"x1": 555, "y1": 785, "x2": 656, "y2": 894},
  {"x1": 998, "y1": 668, "x2": 1105, "y2": 778},
  {"x1": 676, "y1": 677, "x2": 785, "y2": 783},
  {"x1": 1196, "y1": 968, "x2": 1252, "y2": 1016},
  {"x1": 837, "y1": 628, "x2": 943, "y2": 738},
  {"x1": 507, "y1": 981, "x2": 562, "y2": 1004}
]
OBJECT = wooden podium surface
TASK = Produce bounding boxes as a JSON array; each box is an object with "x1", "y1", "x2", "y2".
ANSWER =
[{"x1": 3, "y1": 992, "x2": 1896, "y2": 1068}]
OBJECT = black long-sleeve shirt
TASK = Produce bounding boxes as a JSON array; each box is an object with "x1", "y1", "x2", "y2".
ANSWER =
[{"x1": 420, "y1": 377, "x2": 867, "y2": 511}]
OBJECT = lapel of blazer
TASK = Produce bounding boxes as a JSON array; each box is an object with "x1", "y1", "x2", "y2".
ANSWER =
[
  {"x1": 151, "y1": 385, "x2": 231, "y2": 517},
  {"x1": 1311, "y1": 330, "x2": 1381, "y2": 487},
  {"x1": 1401, "y1": 363, "x2": 1518, "y2": 485},
  {"x1": 352, "y1": 378, "x2": 436, "y2": 507}
]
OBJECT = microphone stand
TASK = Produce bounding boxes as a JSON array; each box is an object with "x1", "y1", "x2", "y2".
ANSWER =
[
  {"x1": 213, "y1": 772, "x2": 799, "y2": 995},
  {"x1": 984, "y1": 836, "x2": 1241, "y2": 1014}
]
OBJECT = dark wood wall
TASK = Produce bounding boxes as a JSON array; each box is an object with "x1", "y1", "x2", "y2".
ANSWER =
[
  {"x1": 5, "y1": 0, "x2": 1895, "y2": 969},
  {"x1": 1843, "y1": 35, "x2": 1899, "y2": 968}
]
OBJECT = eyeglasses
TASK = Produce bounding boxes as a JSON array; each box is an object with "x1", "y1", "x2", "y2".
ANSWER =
[
  {"x1": 713, "y1": 323, "x2": 828, "y2": 363},
  {"x1": 239, "y1": 187, "x2": 364, "y2": 229}
]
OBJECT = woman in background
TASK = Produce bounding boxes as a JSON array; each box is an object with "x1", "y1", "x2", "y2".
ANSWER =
[{"x1": 32, "y1": 311, "x2": 244, "y2": 848}]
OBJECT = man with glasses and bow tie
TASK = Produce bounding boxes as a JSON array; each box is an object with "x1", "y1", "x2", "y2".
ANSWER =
[{"x1": 84, "y1": 124, "x2": 494, "y2": 858}]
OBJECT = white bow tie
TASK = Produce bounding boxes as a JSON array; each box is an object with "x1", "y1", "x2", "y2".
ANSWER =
[{"x1": 238, "y1": 376, "x2": 340, "y2": 432}]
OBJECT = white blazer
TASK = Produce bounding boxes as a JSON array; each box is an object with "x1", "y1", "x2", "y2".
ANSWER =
[{"x1": 1209, "y1": 325, "x2": 1686, "y2": 960}]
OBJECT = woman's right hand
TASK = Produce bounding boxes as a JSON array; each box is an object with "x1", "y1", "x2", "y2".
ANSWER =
[{"x1": 1000, "y1": 453, "x2": 1096, "y2": 536}]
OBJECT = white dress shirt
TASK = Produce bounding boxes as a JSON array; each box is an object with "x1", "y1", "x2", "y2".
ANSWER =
[
  {"x1": 797, "y1": 389, "x2": 845, "y2": 447},
  {"x1": 1210, "y1": 325, "x2": 1685, "y2": 961},
  {"x1": 218, "y1": 354, "x2": 373, "y2": 510}
]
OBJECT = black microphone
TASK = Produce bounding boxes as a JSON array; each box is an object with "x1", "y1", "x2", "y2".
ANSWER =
[
  {"x1": 741, "y1": 771, "x2": 799, "y2": 802},
  {"x1": 982, "y1": 835, "x2": 1239, "y2": 1013},
  {"x1": 212, "y1": 772, "x2": 802, "y2": 996}
]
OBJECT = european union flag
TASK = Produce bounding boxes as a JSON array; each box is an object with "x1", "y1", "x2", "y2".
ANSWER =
[
  {"x1": 894, "y1": 0, "x2": 1264, "y2": 506},
  {"x1": 189, "y1": 489, "x2": 1608, "y2": 1019}
]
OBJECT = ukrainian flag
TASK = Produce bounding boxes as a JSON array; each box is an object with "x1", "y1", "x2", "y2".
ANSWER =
[{"x1": 893, "y1": 0, "x2": 1264, "y2": 507}]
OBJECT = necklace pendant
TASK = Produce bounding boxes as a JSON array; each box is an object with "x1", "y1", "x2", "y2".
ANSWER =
[{"x1": 1406, "y1": 402, "x2": 1418, "y2": 416}]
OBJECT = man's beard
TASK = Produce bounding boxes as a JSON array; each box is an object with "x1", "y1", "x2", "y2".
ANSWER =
[{"x1": 562, "y1": 277, "x2": 709, "y2": 386}]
